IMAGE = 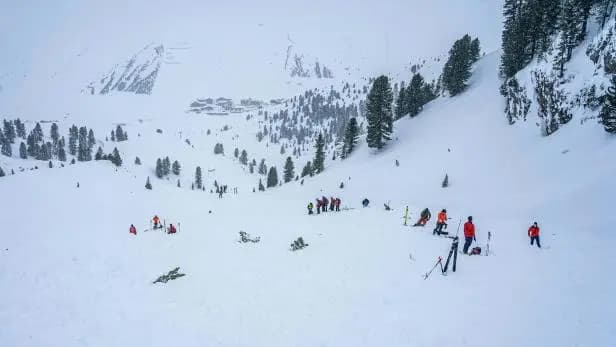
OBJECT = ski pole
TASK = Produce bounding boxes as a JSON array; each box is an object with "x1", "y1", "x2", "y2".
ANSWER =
[{"x1": 455, "y1": 219, "x2": 462, "y2": 237}]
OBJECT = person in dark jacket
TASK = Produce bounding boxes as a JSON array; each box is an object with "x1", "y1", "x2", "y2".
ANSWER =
[
  {"x1": 362, "y1": 198, "x2": 370, "y2": 207},
  {"x1": 322, "y1": 196, "x2": 329, "y2": 212},
  {"x1": 413, "y1": 208, "x2": 431, "y2": 226}
]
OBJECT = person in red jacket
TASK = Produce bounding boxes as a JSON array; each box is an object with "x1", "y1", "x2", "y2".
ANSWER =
[
  {"x1": 335, "y1": 198, "x2": 341, "y2": 212},
  {"x1": 316, "y1": 199, "x2": 322, "y2": 214},
  {"x1": 528, "y1": 222, "x2": 541, "y2": 248},
  {"x1": 129, "y1": 224, "x2": 137, "y2": 235},
  {"x1": 463, "y1": 216, "x2": 476, "y2": 254},
  {"x1": 168, "y1": 224, "x2": 177, "y2": 234}
]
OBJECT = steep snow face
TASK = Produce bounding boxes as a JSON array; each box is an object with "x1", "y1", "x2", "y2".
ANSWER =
[
  {"x1": 84, "y1": 44, "x2": 164, "y2": 95},
  {"x1": 503, "y1": 17, "x2": 616, "y2": 136}
]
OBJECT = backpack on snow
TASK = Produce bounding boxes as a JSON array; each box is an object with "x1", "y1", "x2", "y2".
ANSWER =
[{"x1": 471, "y1": 247, "x2": 481, "y2": 255}]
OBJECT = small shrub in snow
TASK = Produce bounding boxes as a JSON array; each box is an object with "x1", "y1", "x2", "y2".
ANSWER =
[
  {"x1": 290, "y1": 237, "x2": 308, "y2": 251},
  {"x1": 238, "y1": 231, "x2": 260, "y2": 243},
  {"x1": 152, "y1": 267, "x2": 185, "y2": 284}
]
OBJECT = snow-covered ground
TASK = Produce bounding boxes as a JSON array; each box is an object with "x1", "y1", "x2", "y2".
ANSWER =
[
  {"x1": 2, "y1": 1, "x2": 616, "y2": 346},
  {"x1": 1, "y1": 51, "x2": 615, "y2": 346}
]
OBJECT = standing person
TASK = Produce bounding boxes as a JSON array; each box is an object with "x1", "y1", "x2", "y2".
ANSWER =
[
  {"x1": 362, "y1": 198, "x2": 370, "y2": 207},
  {"x1": 335, "y1": 198, "x2": 341, "y2": 212},
  {"x1": 129, "y1": 224, "x2": 137, "y2": 235},
  {"x1": 463, "y1": 216, "x2": 476, "y2": 254},
  {"x1": 307, "y1": 202, "x2": 314, "y2": 215},
  {"x1": 316, "y1": 198, "x2": 322, "y2": 214},
  {"x1": 218, "y1": 188, "x2": 223, "y2": 199},
  {"x1": 322, "y1": 196, "x2": 329, "y2": 213},
  {"x1": 433, "y1": 209, "x2": 448, "y2": 235},
  {"x1": 153, "y1": 215, "x2": 160, "y2": 229},
  {"x1": 528, "y1": 222, "x2": 541, "y2": 248},
  {"x1": 329, "y1": 197, "x2": 335, "y2": 211}
]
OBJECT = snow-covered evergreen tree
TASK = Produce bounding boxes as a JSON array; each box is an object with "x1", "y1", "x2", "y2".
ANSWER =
[
  {"x1": 258, "y1": 159, "x2": 267, "y2": 175},
  {"x1": 267, "y1": 166, "x2": 279, "y2": 187},
  {"x1": 342, "y1": 117, "x2": 359, "y2": 158},
  {"x1": 600, "y1": 75, "x2": 616, "y2": 133},
  {"x1": 312, "y1": 133, "x2": 325, "y2": 174},
  {"x1": 283, "y1": 156, "x2": 295, "y2": 183},
  {"x1": 145, "y1": 176, "x2": 152, "y2": 190},
  {"x1": 95, "y1": 146, "x2": 104, "y2": 160},
  {"x1": 172, "y1": 160, "x2": 181, "y2": 175},
  {"x1": 135, "y1": 156, "x2": 141, "y2": 165},
  {"x1": 301, "y1": 161, "x2": 313, "y2": 177},
  {"x1": 156, "y1": 158, "x2": 164, "y2": 178},
  {"x1": 110, "y1": 147, "x2": 122, "y2": 166},
  {"x1": 239, "y1": 150, "x2": 248, "y2": 165},
  {"x1": 366, "y1": 75, "x2": 394, "y2": 149},
  {"x1": 195, "y1": 166, "x2": 203, "y2": 189},
  {"x1": 19, "y1": 142, "x2": 27, "y2": 159}
]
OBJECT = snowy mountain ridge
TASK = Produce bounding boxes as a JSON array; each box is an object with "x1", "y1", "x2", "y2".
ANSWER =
[{"x1": 84, "y1": 43, "x2": 164, "y2": 95}]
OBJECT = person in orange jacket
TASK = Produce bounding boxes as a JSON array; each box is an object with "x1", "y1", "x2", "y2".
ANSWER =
[
  {"x1": 528, "y1": 222, "x2": 541, "y2": 248},
  {"x1": 463, "y1": 216, "x2": 476, "y2": 254},
  {"x1": 153, "y1": 215, "x2": 161, "y2": 229},
  {"x1": 433, "y1": 209, "x2": 448, "y2": 235},
  {"x1": 129, "y1": 224, "x2": 137, "y2": 235}
]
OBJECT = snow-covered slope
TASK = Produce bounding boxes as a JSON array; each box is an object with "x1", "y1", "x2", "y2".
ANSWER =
[
  {"x1": 84, "y1": 44, "x2": 164, "y2": 95},
  {"x1": 1, "y1": 51, "x2": 615, "y2": 347},
  {"x1": 2, "y1": 1, "x2": 615, "y2": 346}
]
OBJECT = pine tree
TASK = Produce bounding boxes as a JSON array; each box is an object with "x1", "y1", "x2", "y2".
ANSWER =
[
  {"x1": 258, "y1": 159, "x2": 267, "y2": 175},
  {"x1": 366, "y1": 75, "x2": 394, "y2": 149},
  {"x1": 470, "y1": 38, "x2": 481, "y2": 63},
  {"x1": 110, "y1": 130, "x2": 115, "y2": 142},
  {"x1": 394, "y1": 86, "x2": 407, "y2": 119},
  {"x1": 77, "y1": 126, "x2": 91, "y2": 161},
  {"x1": 600, "y1": 75, "x2": 616, "y2": 133},
  {"x1": 88, "y1": 129, "x2": 95, "y2": 149},
  {"x1": 19, "y1": 142, "x2": 27, "y2": 159},
  {"x1": 0, "y1": 134, "x2": 10, "y2": 157},
  {"x1": 442, "y1": 35, "x2": 475, "y2": 96},
  {"x1": 15, "y1": 118, "x2": 26, "y2": 138},
  {"x1": 258, "y1": 178, "x2": 265, "y2": 191},
  {"x1": 312, "y1": 133, "x2": 325, "y2": 174},
  {"x1": 32, "y1": 122, "x2": 43, "y2": 142},
  {"x1": 115, "y1": 125, "x2": 125, "y2": 141},
  {"x1": 267, "y1": 166, "x2": 279, "y2": 187},
  {"x1": 442, "y1": 174, "x2": 449, "y2": 188},
  {"x1": 283, "y1": 156, "x2": 295, "y2": 183},
  {"x1": 177, "y1": 179, "x2": 181, "y2": 188},
  {"x1": 163, "y1": 156, "x2": 171, "y2": 175},
  {"x1": 50, "y1": 123, "x2": 59, "y2": 144},
  {"x1": 234, "y1": 148, "x2": 239, "y2": 158},
  {"x1": 156, "y1": 158, "x2": 164, "y2": 178},
  {"x1": 301, "y1": 161, "x2": 313, "y2": 177},
  {"x1": 68, "y1": 126, "x2": 78, "y2": 156},
  {"x1": 111, "y1": 147, "x2": 122, "y2": 166},
  {"x1": 172, "y1": 160, "x2": 181, "y2": 175},
  {"x1": 0, "y1": 166, "x2": 4, "y2": 177},
  {"x1": 195, "y1": 166, "x2": 203, "y2": 189},
  {"x1": 135, "y1": 156, "x2": 141, "y2": 165},
  {"x1": 95, "y1": 146, "x2": 104, "y2": 160},
  {"x1": 58, "y1": 146, "x2": 66, "y2": 162},
  {"x1": 239, "y1": 150, "x2": 248, "y2": 165},
  {"x1": 48, "y1": 161, "x2": 53, "y2": 168},
  {"x1": 3, "y1": 120, "x2": 16, "y2": 144},
  {"x1": 214, "y1": 143, "x2": 224, "y2": 154},
  {"x1": 406, "y1": 73, "x2": 427, "y2": 117},
  {"x1": 343, "y1": 117, "x2": 359, "y2": 157},
  {"x1": 145, "y1": 176, "x2": 152, "y2": 190}
]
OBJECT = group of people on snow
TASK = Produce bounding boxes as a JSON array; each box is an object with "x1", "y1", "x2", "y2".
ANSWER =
[
  {"x1": 128, "y1": 215, "x2": 177, "y2": 235},
  {"x1": 413, "y1": 207, "x2": 541, "y2": 253},
  {"x1": 308, "y1": 196, "x2": 342, "y2": 214}
]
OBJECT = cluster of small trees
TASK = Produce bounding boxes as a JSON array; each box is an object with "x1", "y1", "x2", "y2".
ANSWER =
[
  {"x1": 395, "y1": 73, "x2": 438, "y2": 119},
  {"x1": 94, "y1": 146, "x2": 123, "y2": 166},
  {"x1": 155, "y1": 157, "x2": 181, "y2": 178},
  {"x1": 110, "y1": 125, "x2": 128, "y2": 142}
]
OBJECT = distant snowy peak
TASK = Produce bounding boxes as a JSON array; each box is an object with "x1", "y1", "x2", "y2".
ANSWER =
[
  {"x1": 284, "y1": 42, "x2": 333, "y2": 79},
  {"x1": 85, "y1": 43, "x2": 164, "y2": 95}
]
